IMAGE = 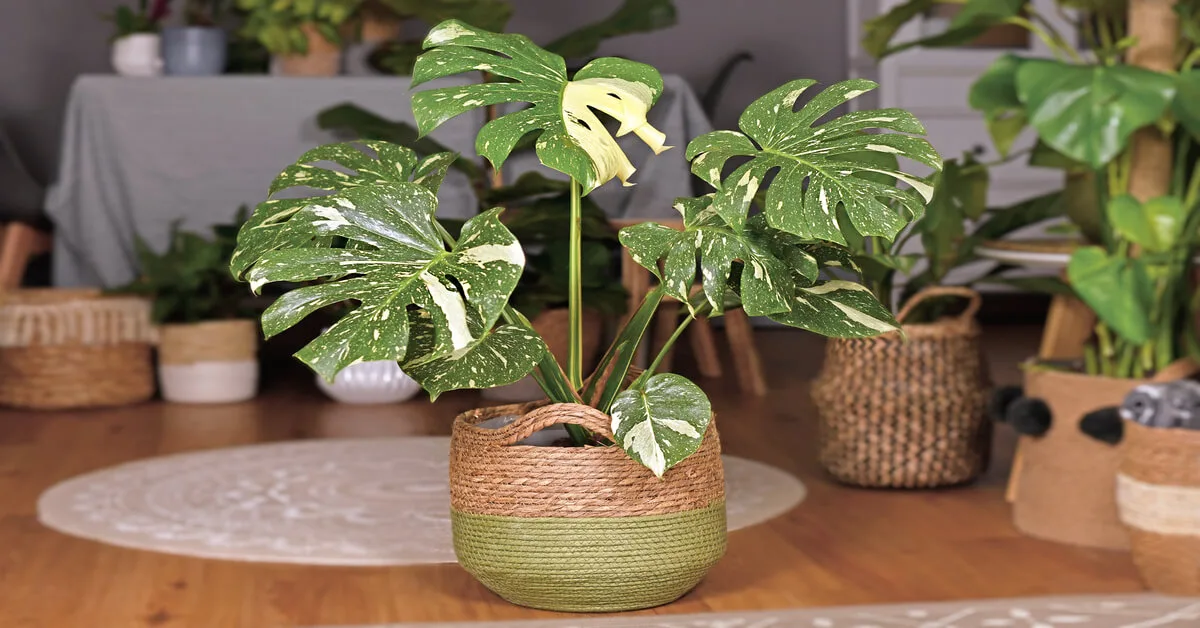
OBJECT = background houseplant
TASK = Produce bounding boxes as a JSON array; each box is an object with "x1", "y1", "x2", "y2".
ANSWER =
[
  {"x1": 118, "y1": 212, "x2": 261, "y2": 404},
  {"x1": 235, "y1": 0, "x2": 360, "y2": 75},
  {"x1": 163, "y1": 0, "x2": 229, "y2": 76},
  {"x1": 230, "y1": 20, "x2": 939, "y2": 611},
  {"x1": 867, "y1": 0, "x2": 1200, "y2": 548},
  {"x1": 106, "y1": 0, "x2": 170, "y2": 76}
]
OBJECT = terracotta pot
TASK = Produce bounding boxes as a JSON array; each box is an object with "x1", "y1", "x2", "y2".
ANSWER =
[
  {"x1": 158, "y1": 319, "x2": 259, "y2": 404},
  {"x1": 274, "y1": 23, "x2": 341, "y2": 77}
]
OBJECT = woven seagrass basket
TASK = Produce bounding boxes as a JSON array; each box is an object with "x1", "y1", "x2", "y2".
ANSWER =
[
  {"x1": 450, "y1": 401, "x2": 726, "y2": 612},
  {"x1": 1117, "y1": 421, "x2": 1200, "y2": 594},
  {"x1": 811, "y1": 287, "x2": 991, "y2": 488},
  {"x1": 0, "y1": 289, "x2": 156, "y2": 410}
]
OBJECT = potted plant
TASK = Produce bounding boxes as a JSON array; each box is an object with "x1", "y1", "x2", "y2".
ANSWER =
[
  {"x1": 814, "y1": 154, "x2": 1066, "y2": 488},
  {"x1": 230, "y1": 20, "x2": 938, "y2": 611},
  {"x1": 163, "y1": 0, "x2": 229, "y2": 76},
  {"x1": 234, "y1": 0, "x2": 360, "y2": 76},
  {"x1": 313, "y1": 303, "x2": 422, "y2": 404},
  {"x1": 868, "y1": 0, "x2": 1200, "y2": 549},
  {"x1": 119, "y1": 212, "x2": 261, "y2": 404},
  {"x1": 105, "y1": 0, "x2": 170, "y2": 77}
]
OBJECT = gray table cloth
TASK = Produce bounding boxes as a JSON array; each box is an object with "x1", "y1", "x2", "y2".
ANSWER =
[{"x1": 45, "y1": 75, "x2": 711, "y2": 287}]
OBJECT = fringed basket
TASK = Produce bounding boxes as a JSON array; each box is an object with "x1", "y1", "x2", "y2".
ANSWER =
[
  {"x1": 450, "y1": 402, "x2": 726, "y2": 612},
  {"x1": 0, "y1": 289, "x2": 156, "y2": 409},
  {"x1": 812, "y1": 287, "x2": 991, "y2": 488},
  {"x1": 1117, "y1": 421, "x2": 1200, "y2": 594}
]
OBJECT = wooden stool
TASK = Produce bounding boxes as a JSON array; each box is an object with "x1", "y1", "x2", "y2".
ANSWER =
[
  {"x1": 612, "y1": 218, "x2": 768, "y2": 396},
  {"x1": 0, "y1": 222, "x2": 52, "y2": 289}
]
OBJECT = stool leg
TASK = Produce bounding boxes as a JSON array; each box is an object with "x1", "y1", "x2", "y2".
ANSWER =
[
  {"x1": 690, "y1": 316, "x2": 723, "y2": 378},
  {"x1": 724, "y1": 309, "x2": 767, "y2": 396},
  {"x1": 0, "y1": 223, "x2": 49, "y2": 290}
]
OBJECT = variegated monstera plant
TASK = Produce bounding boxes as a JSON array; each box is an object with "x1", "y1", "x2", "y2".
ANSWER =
[{"x1": 231, "y1": 20, "x2": 940, "y2": 477}]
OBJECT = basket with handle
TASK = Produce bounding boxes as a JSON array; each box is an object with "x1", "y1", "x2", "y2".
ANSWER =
[
  {"x1": 0, "y1": 289, "x2": 156, "y2": 409},
  {"x1": 450, "y1": 401, "x2": 726, "y2": 612},
  {"x1": 811, "y1": 287, "x2": 992, "y2": 488}
]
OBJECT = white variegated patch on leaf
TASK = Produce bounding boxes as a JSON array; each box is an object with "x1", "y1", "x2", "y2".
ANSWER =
[
  {"x1": 769, "y1": 280, "x2": 901, "y2": 338},
  {"x1": 610, "y1": 373, "x2": 712, "y2": 477},
  {"x1": 242, "y1": 182, "x2": 526, "y2": 382},
  {"x1": 403, "y1": 323, "x2": 547, "y2": 400},
  {"x1": 410, "y1": 20, "x2": 668, "y2": 194},
  {"x1": 231, "y1": 142, "x2": 456, "y2": 279},
  {"x1": 685, "y1": 79, "x2": 940, "y2": 244}
]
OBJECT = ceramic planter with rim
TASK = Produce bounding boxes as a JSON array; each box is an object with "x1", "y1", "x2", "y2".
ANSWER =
[
  {"x1": 273, "y1": 22, "x2": 342, "y2": 77},
  {"x1": 315, "y1": 359, "x2": 420, "y2": 404},
  {"x1": 157, "y1": 319, "x2": 258, "y2": 404},
  {"x1": 111, "y1": 33, "x2": 163, "y2": 77},
  {"x1": 162, "y1": 26, "x2": 226, "y2": 76},
  {"x1": 450, "y1": 402, "x2": 726, "y2": 612}
]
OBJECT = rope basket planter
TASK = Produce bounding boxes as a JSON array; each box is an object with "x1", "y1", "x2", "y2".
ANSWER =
[
  {"x1": 450, "y1": 402, "x2": 726, "y2": 612},
  {"x1": 158, "y1": 319, "x2": 260, "y2": 404},
  {"x1": 0, "y1": 289, "x2": 156, "y2": 410},
  {"x1": 811, "y1": 287, "x2": 991, "y2": 488},
  {"x1": 1117, "y1": 421, "x2": 1200, "y2": 594}
]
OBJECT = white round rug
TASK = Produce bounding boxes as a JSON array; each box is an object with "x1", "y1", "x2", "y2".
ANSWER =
[{"x1": 37, "y1": 438, "x2": 806, "y2": 566}]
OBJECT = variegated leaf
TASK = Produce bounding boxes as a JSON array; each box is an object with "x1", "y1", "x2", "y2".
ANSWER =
[
  {"x1": 685, "y1": 79, "x2": 940, "y2": 243},
  {"x1": 403, "y1": 323, "x2": 547, "y2": 400},
  {"x1": 768, "y1": 279, "x2": 901, "y2": 338},
  {"x1": 230, "y1": 142, "x2": 456, "y2": 278},
  {"x1": 610, "y1": 373, "x2": 712, "y2": 477},
  {"x1": 243, "y1": 182, "x2": 525, "y2": 381},
  {"x1": 410, "y1": 20, "x2": 669, "y2": 194},
  {"x1": 618, "y1": 196, "x2": 811, "y2": 317}
]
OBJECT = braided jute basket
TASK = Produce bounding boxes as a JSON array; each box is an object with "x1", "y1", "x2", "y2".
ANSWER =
[
  {"x1": 811, "y1": 287, "x2": 991, "y2": 488},
  {"x1": 0, "y1": 289, "x2": 156, "y2": 410},
  {"x1": 450, "y1": 401, "x2": 726, "y2": 612},
  {"x1": 1117, "y1": 421, "x2": 1200, "y2": 594}
]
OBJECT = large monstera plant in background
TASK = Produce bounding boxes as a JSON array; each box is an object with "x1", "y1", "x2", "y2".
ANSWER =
[{"x1": 231, "y1": 19, "x2": 940, "y2": 476}]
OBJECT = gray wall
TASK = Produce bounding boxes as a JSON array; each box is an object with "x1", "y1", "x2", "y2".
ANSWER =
[{"x1": 1, "y1": 0, "x2": 847, "y2": 183}]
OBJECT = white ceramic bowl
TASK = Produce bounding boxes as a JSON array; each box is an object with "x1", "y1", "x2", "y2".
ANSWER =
[{"x1": 316, "y1": 360, "x2": 421, "y2": 404}]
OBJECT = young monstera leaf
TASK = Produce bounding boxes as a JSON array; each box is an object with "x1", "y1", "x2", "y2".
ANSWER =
[
  {"x1": 610, "y1": 373, "x2": 711, "y2": 478},
  {"x1": 685, "y1": 79, "x2": 940, "y2": 245},
  {"x1": 410, "y1": 19, "x2": 670, "y2": 194}
]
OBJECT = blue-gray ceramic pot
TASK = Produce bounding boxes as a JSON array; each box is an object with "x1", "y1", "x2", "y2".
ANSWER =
[{"x1": 163, "y1": 27, "x2": 227, "y2": 76}]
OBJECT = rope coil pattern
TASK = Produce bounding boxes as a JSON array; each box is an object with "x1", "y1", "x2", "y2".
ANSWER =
[
  {"x1": 450, "y1": 402, "x2": 724, "y2": 517},
  {"x1": 1118, "y1": 421, "x2": 1200, "y2": 595},
  {"x1": 0, "y1": 290, "x2": 155, "y2": 410},
  {"x1": 159, "y1": 320, "x2": 258, "y2": 365},
  {"x1": 811, "y1": 288, "x2": 991, "y2": 489}
]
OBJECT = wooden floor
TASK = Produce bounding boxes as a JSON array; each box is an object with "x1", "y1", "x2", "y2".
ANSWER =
[{"x1": 0, "y1": 326, "x2": 1146, "y2": 627}]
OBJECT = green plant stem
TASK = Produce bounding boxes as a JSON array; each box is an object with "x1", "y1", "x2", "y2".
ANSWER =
[
  {"x1": 1185, "y1": 160, "x2": 1200, "y2": 210},
  {"x1": 1184, "y1": 48, "x2": 1200, "y2": 73},
  {"x1": 632, "y1": 301, "x2": 711, "y2": 389},
  {"x1": 567, "y1": 178, "x2": 584, "y2": 391},
  {"x1": 583, "y1": 287, "x2": 666, "y2": 413},
  {"x1": 1084, "y1": 343, "x2": 1099, "y2": 375},
  {"x1": 1006, "y1": 16, "x2": 1080, "y2": 63}
]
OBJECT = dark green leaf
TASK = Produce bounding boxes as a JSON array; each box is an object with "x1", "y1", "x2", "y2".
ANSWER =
[
  {"x1": 544, "y1": 0, "x2": 677, "y2": 59},
  {"x1": 316, "y1": 104, "x2": 483, "y2": 182},
  {"x1": 1174, "y1": 70, "x2": 1200, "y2": 141},
  {"x1": 768, "y1": 280, "x2": 901, "y2": 337}
]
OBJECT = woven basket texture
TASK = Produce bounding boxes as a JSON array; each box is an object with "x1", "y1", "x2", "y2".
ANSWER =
[
  {"x1": 159, "y1": 319, "x2": 258, "y2": 365},
  {"x1": 450, "y1": 401, "x2": 726, "y2": 612},
  {"x1": 811, "y1": 287, "x2": 992, "y2": 488},
  {"x1": 1118, "y1": 421, "x2": 1200, "y2": 594},
  {"x1": 0, "y1": 289, "x2": 155, "y2": 409}
]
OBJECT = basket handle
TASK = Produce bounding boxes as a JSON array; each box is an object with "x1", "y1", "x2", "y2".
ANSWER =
[
  {"x1": 495, "y1": 402, "x2": 614, "y2": 446},
  {"x1": 896, "y1": 286, "x2": 982, "y2": 325}
]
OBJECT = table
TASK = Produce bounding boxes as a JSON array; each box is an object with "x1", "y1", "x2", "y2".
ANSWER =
[{"x1": 45, "y1": 75, "x2": 711, "y2": 287}]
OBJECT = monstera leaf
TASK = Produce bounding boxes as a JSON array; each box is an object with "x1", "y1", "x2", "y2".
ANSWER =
[
  {"x1": 619, "y1": 195, "x2": 809, "y2": 317},
  {"x1": 1016, "y1": 60, "x2": 1175, "y2": 169},
  {"x1": 610, "y1": 373, "x2": 711, "y2": 478},
  {"x1": 238, "y1": 179, "x2": 542, "y2": 388},
  {"x1": 863, "y1": 0, "x2": 1025, "y2": 59},
  {"x1": 684, "y1": 79, "x2": 940, "y2": 245},
  {"x1": 230, "y1": 142, "x2": 456, "y2": 279},
  {"x1": 768, "y1": 280, "x2": 901, "y2": 338},
  {"x1": 410, "y1": 20, "x2": 670, "y2": 194}
]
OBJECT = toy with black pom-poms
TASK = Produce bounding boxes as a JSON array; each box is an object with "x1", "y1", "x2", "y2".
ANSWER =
[{"x1": 989, "y1": 385, "x2": 1052, "y2": 437}]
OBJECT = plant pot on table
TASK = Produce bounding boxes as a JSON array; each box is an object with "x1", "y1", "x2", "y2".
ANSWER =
[
  {"x1": 273, "y1": 22, "x2": 342, "y2": 77},
  {"x1": 111, "y1": 33, "x2": 163, "y2": 77},
  {"x1": 162, "y1": 26, "x2": 227, "y2": 76},
  {"x1": 450, "y1": 402, "x2": 726, "y2": 612},
  {"x1": 157, "y1": 319, "x2": 259, "y2": 404},
  {"x1": 811, "y1": 287, "x2": 993, "y2": 489}
]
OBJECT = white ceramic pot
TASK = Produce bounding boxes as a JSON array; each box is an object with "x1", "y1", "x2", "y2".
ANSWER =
[
  {"x1": 112, "y1": 33, "x2": 164, "y2": 77},
  {"x1": 159, "y1": 361, "x2": 259, "y2": 404},
  {"x1": 316, "y1": 360, "x2": 421, "y2": 404},
  {"x1": 158, "y1": 320, "x2": 259, "y2": 404}
]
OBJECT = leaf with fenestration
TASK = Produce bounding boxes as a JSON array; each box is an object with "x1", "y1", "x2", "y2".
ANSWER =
[
  {"x1": 685, "y1": 79, "x2": 939, "y2": 244},
  {"x1": 618, "y1": 196, "x2": 809, "y2": 316},
  {"x1": 402, "y1": 321, "x2": 546, "y2": 399},
  {"x1": 231, "y1": 142, "x2": 457, "y2": 279},
  {"x1": 769, "y1": 280, "x2": 901, "y2": 338},
  {"x1": 1016, "y1": 60, "x2": 1175, "y2": 170},
  {"x1": 243, "y1": 184, "x2": 526, "y2": 381},
  {"x1": 610, "y1": 373, "x2": 711, "y2": 477},
  {"x1": 410, "y1": 20, "x2": 670, "y2": 194},
  {"x1": 1067, "y1": 246, "x2": 1152, "y2": 344}
]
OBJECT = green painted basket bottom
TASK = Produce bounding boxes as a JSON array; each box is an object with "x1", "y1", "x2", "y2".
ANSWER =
[{"x1": 452, "y1": 500, "x2": 728, "y2": 613}]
